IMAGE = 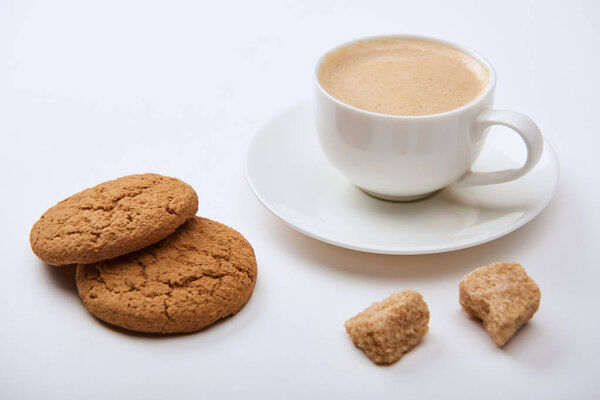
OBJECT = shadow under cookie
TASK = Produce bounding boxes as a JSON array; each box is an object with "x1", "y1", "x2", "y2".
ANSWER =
[{"x1": 42, "y1": 261, "x2": 79, "y2": 299}]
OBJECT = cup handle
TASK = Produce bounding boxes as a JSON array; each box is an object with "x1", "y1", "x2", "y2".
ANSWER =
[{"x1": 456, "y1": 109, "x2": 544, "y2": 186}]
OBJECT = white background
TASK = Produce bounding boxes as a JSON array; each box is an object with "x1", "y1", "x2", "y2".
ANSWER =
[{"x1": 1, "y1": 0, "x2": 599, "y2": 399}]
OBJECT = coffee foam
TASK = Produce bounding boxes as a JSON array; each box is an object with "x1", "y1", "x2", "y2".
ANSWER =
[{"x1": 318, "y1": 38, "x2": 490, "y2": 116}]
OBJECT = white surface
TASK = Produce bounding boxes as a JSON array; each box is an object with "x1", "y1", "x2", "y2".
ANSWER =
[
  {"x1": 246, "y1": 101, "x2": 558, "y2": 253},
  {"x1": 0, "y1": 1, "x2": 599, "y2": 399}
]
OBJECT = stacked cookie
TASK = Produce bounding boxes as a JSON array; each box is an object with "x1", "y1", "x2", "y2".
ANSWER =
[{"x1": 30, "y1": 174, "x2": 257, "y2": 334}]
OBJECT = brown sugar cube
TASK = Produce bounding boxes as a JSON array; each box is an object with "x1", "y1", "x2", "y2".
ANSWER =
[
  {"x1": 459, "y1": 262, "x2": 541, "y2": 347},
  {"x1": 344, "y1": 290, "x2": 429, "y2": 365}
]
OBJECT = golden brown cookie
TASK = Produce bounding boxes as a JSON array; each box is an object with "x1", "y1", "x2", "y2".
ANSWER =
[
  {"x1": 344, "y1": 290, "x2": 429, "y2": 365},
  {"x1": 459, "y1": 262, "x2": 541, "y2": 347},
  {"x1": 76, "y1": 217, "x2": 257, "y2": 334},
  {"x1": 30, "y1": 173, "x2": 198, "y2": 266}
]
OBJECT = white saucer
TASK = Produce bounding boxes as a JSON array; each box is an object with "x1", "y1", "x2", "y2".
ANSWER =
[{"x1": 245, "y1": 101, "x2": 558, "y2": 254}]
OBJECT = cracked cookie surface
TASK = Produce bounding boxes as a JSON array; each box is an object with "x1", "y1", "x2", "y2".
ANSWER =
[
  {"x1": 30, "y1": 173, "x2": 198, "y2": 266},
  {"x1": 76, "y1": 216, "x2": 257, "y2": 334}
]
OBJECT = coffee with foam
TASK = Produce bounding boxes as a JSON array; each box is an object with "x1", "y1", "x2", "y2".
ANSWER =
[{"x1": 318, "y1": 38, "x2": 490, "y2": 116}]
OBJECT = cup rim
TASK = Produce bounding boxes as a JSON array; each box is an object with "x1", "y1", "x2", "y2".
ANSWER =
[{"x1": 314, "y1": 34, "x2": 498, "y2": 119}]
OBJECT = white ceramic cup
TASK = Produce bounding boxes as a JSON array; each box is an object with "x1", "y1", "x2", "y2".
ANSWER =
[{"x1": 314, "y1": 35, "x2": 544, "y2": 201}]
